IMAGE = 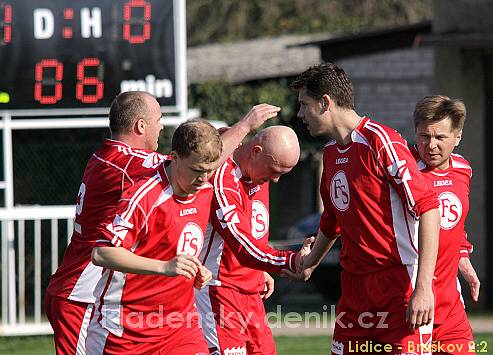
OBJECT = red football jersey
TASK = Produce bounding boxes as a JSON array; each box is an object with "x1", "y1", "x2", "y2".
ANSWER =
[
  {"x1": 411, "y1": 147, "x2": 473, "y2": 324},
  {"x1": 46, "y1": 139, "x2": 165, "y2": 303},
  {"x1": 93, "y1": 162, "x2": 213, "y2": 341},
  {"x1": 319, "y1": 117, "x2": 438, "y2": 275},
  {"x1": 202, "y1": 158, "x2": 295, "y2": 294}
]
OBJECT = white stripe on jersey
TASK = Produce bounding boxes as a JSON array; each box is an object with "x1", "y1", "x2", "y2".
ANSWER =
[
  {"x1": 93, "y1": 153, "x2": 133, "y2": 184},
  {"x1": 68, "y1": 261, "x2": 103, "y2": 303},
  {"x1": 228, "y1": 221, "x2": 286, "y2": 264},
  {"x1": 390, "y1": 185, "x2": 419, "y2": 266},
  {"x1": 201, "y1": 226, "x2": 224, "y2": 285},
  {"x1": 451, "y1": 155, "x2": 472, "y2": 171},
  {"x1": 214, "y1": 163, "x2": 230, "y2": 208},
  {"x1": 213, "y1": 162, "x2": 287, "y2": 265},
  {"x1": 120, "y1": 173, "x2": 161, "y2": 222},
  {"x1": 365, "y1": 121, "x2": 417, "y2": 210}
]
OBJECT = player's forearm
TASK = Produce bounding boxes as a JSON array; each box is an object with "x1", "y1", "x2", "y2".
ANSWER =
[
  {"x1": 92, "y1": 246, "x2": 165, "y2": 275},
  {"x1": 459, "y1": 257, "x2": 477, "y2": 279},
  {"x1": 218, "y1": 224, "x2": 295, "y2": 273},
  {"x1": 236, "y1": 248, "x2": 295, "y2": 273},
  {"x1": 219, "y1": 122, "x2": 251, "y2": 163},
  {"x1": 304, "y1": 230, "x2": 338, "y2": 268},
  {"x1": 415, "y1": 208, "x2": 440, "y2": 289}
]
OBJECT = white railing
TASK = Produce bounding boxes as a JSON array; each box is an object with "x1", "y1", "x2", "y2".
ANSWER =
[{"x1": 0, "y1": 205, "x2": 75, "y2": 336}]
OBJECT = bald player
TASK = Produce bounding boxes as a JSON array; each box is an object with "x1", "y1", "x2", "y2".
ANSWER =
[{"x1": 196, "y1": 126, "x2": 304, "y2": 355}]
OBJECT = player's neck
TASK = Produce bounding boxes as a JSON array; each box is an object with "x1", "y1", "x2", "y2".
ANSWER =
[
  {"x1": 232, "y1": 143, "x2": 250, "y2": 178},
  {"x1": 329, "y1": 110, "x2": 362, "y2": 145},
  {"x1": 165, "y1": 163, "x2": 188, "y2": 197},
  {"x1": 111, "y1": 133, "x2": 145, "y2": 150}
]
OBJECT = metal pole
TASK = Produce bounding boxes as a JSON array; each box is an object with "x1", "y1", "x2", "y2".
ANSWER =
[
  {"x1": 174, "y1": 0, "x2": 188, "y2": 122},
  {"x1": 2, "y1": 112, "x2": 14, "y2": 208},
  {"x1": 1, "y1": 112, "x2": 16, "y2": 325}
]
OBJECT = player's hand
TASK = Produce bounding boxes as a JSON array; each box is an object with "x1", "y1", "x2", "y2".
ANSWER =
[
  {"x1": 240, "y1": 104, "x2": 281, "y2": 131},
  {"x1": 161, "y1": 254, "x2": 201, "y2": 279},
  {"x1": 281, "y1": 236, "x2": 317, "y2": 281},
  {"x1": 406, "y1": 286, "x2": 434, "y2": 330},
  {"x1": 194, "y1": 265, "x2": 212, "y2": 289},
  {"x1": 459, "y1": 257, "x2": 480, "y2": 302},
  {"x1": 299, "y1": 235, "x2": 316, "y2": 257},
  {"x1": 261, "y1": 272, "x2": 275, "y2": 300}
]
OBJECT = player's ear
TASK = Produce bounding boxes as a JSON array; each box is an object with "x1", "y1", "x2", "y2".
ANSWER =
[
  {"x1": 136, "y1": 118, "x2": 146, "y2": 135},
  {"x1": 251, "y1": 144, "x2": 263, "y2": 158},
  {"x1": 320, "y1": 94, "x2": 331, "y2": 113},
  {"x1": 455, "y1": 130, "x2": 462, "y2": 147},
  {"x1": 170, "y1": 151, "x2": 178, "y2": 160}
]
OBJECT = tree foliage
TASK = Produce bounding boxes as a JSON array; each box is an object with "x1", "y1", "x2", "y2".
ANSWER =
[
  {"x1": 188, "y1": 79, "x2": 328, "y2": 153},
  {"x1": 185, "y1": 0, "x2": 433, "y2": 153},
  {"x1": 187, "y1": 0, "x2": 432, "y2": 46}
]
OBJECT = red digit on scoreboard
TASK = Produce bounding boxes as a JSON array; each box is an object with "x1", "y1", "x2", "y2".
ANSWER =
[
  {"x1": 123, "y1": 0, "x2": 151, "y2": 44},
  {"x1": 0, "y1": 3, "x2": 12, "y2": 44},
  {"x1": 76, "y1": 58, "x2": 104, "y2": 103},
  {"x1": 34, "y1": 59, "x2": 64, "y2": 104}
]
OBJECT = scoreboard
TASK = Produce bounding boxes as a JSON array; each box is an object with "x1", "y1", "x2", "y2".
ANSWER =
[{"x1": 0, "y1": 0, "x2": 185, "y2": 113}]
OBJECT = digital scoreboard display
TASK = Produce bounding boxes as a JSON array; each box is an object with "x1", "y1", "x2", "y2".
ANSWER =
[{"x1": 0, "y1": 0, "x2": 183, "y2": 113}]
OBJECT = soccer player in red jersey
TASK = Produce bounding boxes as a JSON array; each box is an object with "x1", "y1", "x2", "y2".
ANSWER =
[
  {"x1": 85, "y1": 119, "x2": 220, "y2": 354},
  {"x1": 196, "y1": 126, "x2": 303, "y2": 355},
  {"x1": 45, "y1": 91, "x2": 166, "y2": 355},
  {"x1": 412, "y1": 95, "x2": 480, "y2": 354},
  {"x1": 45, "y1": 89, "x2": 282, "y2": 354},
  {"x1": 287, "y1": 63, "x2": 441, "y2": 355}
]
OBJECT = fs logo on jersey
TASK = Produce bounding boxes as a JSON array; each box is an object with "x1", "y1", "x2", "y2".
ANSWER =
[
  {"x1": 330, "y1": 170, "x2": 350, "y2": 211},
  {"x1": 176, "y1": 222, "x2": 204, "y2": 257},
  {"x1": 438, "y1": 191, "x2": 462, "y2": 230},
  {"x1": 251, "y1": 200, "x2": 269, "y2": 240}
]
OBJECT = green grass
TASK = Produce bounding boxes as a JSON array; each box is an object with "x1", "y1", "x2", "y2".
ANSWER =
[
  {"x1": 0, "y1": 334, "x2": 492, "y2": 354},
  {"x1": 276, "y1": 335, "x2": 331, "y2": 354},
  {"x1": 0, "y1": 335, "x2": 55, "y2": 355}
]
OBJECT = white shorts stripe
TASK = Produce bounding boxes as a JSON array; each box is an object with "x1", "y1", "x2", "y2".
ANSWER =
[
  {"x1": 85, "y1": 306, "x2": 109, "y2": 355},
  {"x1": 75, "y1": 303, "x2": 94, "y2": 355},
  {"x1": 195, "y1": 286, "x2": 220, "y2": 351}
]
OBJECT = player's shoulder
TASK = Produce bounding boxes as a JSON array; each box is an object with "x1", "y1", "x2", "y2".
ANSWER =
[
  {"x1": 407, "y1": 145, "x2": 428, "y2": 170},
  {"x1": 95, "y1": 139, "x2": 167, "y2": 170},
  {"x1": 214, "y1": 157, "x2": 242, "y2": 183},
  {"x1": 122, "y1": 169, "x2": 165, "y2": 200},
  {"x1": 450, "y1": 153, "x2": 472, "y2": 172},
  {"x1": 359, "y1": 117, "x2": 406, "y2": 145}
]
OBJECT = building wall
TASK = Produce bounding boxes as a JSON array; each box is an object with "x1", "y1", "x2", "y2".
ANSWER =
[
  {"x1": 433, "y1": 0, "x2": 491, "y2": 308},
  {"x1": 337, "y1": 48, "x2": 435, "y2": 142}
]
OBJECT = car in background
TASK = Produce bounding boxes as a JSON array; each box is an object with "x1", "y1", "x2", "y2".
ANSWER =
[{"x1": 271, "y1": 213, "x2": 342, "y2": 301}]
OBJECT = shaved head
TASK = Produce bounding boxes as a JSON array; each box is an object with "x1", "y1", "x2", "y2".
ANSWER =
[
  {"x1": 235, "y1": 125, "x2": 300, "y2": 185},
  {"x1": 253, "y1": 126, "x2": 300, "y2": 168}
]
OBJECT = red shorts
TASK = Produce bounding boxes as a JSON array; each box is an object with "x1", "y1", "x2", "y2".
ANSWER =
[
  {"x1": 45, "y1": 293, "x2": 94, "y2": 355},
  {"x1": 85, "y1": 309, "x2": 208, "y2": 355},
  {"x1": 195, "y1": 286, "x2": 276, "y2": 355},
  {"x1": 331, "y1": 266, "x2": 433, "y2": 355},
  {"x1": 432, "y1": 299, "x2": 475, "y2": 354}
]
